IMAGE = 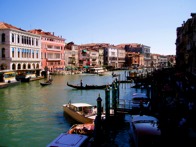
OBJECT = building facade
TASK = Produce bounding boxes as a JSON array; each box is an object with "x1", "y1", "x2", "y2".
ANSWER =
[
  {"x1": 104, "y1": 45, "x2": 118, "y2": 69},
  {"x1": 29, "y1": 29, "x2": 65, "y2": 72},
  {"x1": 0, "y1": 22, "x2": 41, "y2": 72},
  {"x1": 65, "y1": 42, "x2": 79, "y2": 69},
  {"x1": 176, "y1": 13, "x2": 196, "y2": 75}
]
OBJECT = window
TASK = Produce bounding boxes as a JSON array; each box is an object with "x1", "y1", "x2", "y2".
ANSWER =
[
  {"x1": 2, "y1": 33, "x2": 5, "y2": 42},
  {"x1": 32, "y1": 38, "x2": 34, "y2": 45},
  {"x1": 2, "y1": 48, "x2": 5, "y2": 58},
  {"x1": 22, "y1": 36, "x2": 24, "y2": 44},
  {"x1": 32, "y1": 50, "x2": 34, "y2": 58},
  {"x1": 12, "y1": 47, "x2": 15, "y2": 58},
  {"x1": 18, "y1": 48, "x2": 20, "y2": 58},
  {"x1": 28, "y1": 49, "x2": 30, "y2": 58},
  {"x1": 111, "y1": 52, "x2": 115, "y2": 56},
  {"x1": 28, "y1": 64, "x2": 31, "y2": 69},
  {"x1": 17, "y1": 35, "x2": 20, "y2": 43},
  {"x1": 12, "y1": 33, "x2": 14, "y2": 42},
  {"x1": 36, "y1": 39, "x2": 38, "y2": 46},
  {"x1": 36, "y1": 50, "x2": 39, "y2": 58},
  {"x1": 22, "y1": 49, "x2": 24, "y2": 58}
]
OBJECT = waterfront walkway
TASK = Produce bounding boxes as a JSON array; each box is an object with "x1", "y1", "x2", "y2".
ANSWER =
[{"x1": 0, "y1": 76, "x2": 44, "y2": 89}]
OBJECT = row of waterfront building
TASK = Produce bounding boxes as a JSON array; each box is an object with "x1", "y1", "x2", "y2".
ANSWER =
[{"x1": 0, "y1": 22, "x2": 176, "y2": 74}]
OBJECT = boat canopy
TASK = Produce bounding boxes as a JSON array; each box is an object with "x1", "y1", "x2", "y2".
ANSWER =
[
  {"x1": 47, "y1": 133, "x2": 88, "y2": 147},
  {"x1": 70, "y1": 103, "x2": 93, "y2": 107}
]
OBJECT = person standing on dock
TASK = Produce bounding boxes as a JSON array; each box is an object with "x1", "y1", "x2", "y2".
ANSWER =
[{"x1": 80, "y1": 79, "x2": 83, "y2": 87}]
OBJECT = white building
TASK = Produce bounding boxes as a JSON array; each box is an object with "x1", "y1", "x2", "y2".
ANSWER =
[
  {"x1": 0, "y1": 22, "x2": 41, "y2": 72},
  {"x1": 104, "y1": 46, "x2": 118, "y2": 68}
]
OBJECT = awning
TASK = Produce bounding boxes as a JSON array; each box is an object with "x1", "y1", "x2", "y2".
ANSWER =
[
  {"x1": 83, "y1": 66, "x2": 89, "y2": 68},
  {"x1": 65, "y1": 66, "x2": 72, "y2": 69}
]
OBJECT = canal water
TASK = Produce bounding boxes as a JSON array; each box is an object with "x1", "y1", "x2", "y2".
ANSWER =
[{"x1": 0, "y1": 71, "x2": 146, "y2": 147}]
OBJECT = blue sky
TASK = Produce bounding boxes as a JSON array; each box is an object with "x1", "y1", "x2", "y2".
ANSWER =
[{"x1": 0, "y1": 0, "x2": 195, "y2": 55}]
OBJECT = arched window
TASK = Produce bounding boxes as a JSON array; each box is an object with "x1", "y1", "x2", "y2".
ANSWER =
[
  {"x1": 12, "y1": 64, "x2": 16, "y2": 70},
  {"x1": 0, "y1": 63, "x2": 7, "y2": 70},
  {"x1": 1, "y1": 33, "x2": 5, "y2": 42},
  {"x1": 36, "y1": 64, "x2": 39, "y2": 69},
  {"x1": 28, "y1": 63, "x2": 31, "y2": 69},
  {"x1": 23, "y1": 64, "x2": 26, "y2": 69},
  {"x1": 17, "y1": 64, "x2": 21, "y2": 69},
  {"x1": 32, "y1": 64, "x2": 35, "y2": 69}
]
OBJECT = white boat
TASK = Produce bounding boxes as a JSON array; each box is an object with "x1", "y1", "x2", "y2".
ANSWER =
[
  {"x1": 131, "y1": 93, "x2": 151, "y2": 110},
  {"x1": 63, "y1": 103, "x2": 97, "y2": 124},
  {"x1": 47, "y1": 133, "x2": 89, "y2": 147},
  {"x1": 130, "y1": 115, "x2": 161, "y2": 147},
  {"x1": 89, "y1": 67, "x2": 106, "y2": 74},
  {"x1": 98, "y1": 71, "x2": 112, "y2": 76}
]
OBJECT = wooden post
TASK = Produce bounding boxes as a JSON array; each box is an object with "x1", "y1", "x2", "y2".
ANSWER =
[
  {"x1": 112, "y1": 81, "x2": 115, "y2": 109},
  {"x1": 115, "y1": 79, "x2": 120, "y2": 104},
  {"x1": 114, "y1": 83, "x2": 117, "y2": 118},
  {"x1": 94, "y1": 94, "x2": 102, "y2": 145},
  {"x1": 105, "y1": 86, "x2": 110, "y2": 120}
]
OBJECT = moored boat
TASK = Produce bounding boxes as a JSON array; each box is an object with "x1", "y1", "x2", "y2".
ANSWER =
[
  {"x1": 67, "y1": 123, "x2": 94, "y2": 137},
  {"x1": 63, "y1": 102, "x2": 97, "y2": 123},
  {"x1": 47, "y1": 133, "x2": 89, "y2": 147},
  {"x1": 20, "y1": 77, "x2": 31, "y2": 82}
]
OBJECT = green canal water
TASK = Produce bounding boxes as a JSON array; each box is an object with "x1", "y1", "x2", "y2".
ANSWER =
[{"x1": 0, "y1": 71, "x2": 146, "y2": 147}]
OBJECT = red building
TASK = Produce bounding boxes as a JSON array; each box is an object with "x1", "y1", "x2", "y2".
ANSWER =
[{"x1": 29, "y1": 29, "x2": 65, "y2": 72}]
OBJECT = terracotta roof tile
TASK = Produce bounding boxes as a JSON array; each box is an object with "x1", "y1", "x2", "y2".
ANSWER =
[{"x1": 0, "y1": 22, "x2": 25, "y2": 31}]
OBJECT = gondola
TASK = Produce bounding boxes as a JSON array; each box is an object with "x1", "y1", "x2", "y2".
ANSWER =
[
  {"x1": 67, "y1": 82, "x2": 110, "y2": 90},
  {"x1": 112, "y1": 72, "x2": 120, "y2": 77},
  {"x1": 40, "y1": 79, "x2": 53, "y2": 86}
]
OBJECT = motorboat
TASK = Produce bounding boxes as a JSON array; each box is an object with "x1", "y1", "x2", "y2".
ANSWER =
[
  {"x1": 131, "y1": 93, "x2": 151, "y2": 111},
  {"x1": 130, "y1": 114, "x2": 161, "y2": 147},
  {"x1": 63, "y1": 103, "x2": 97, "y2": 123}
]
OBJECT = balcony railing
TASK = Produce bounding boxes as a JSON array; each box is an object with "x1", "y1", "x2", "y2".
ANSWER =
[{"x1": 47, "y1": 58, "x2": 61, "y2": 61}]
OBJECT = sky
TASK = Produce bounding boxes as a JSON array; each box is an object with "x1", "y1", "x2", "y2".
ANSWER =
[{"x1": 0, "y1": 0, "x2": 195, "y2": 55}]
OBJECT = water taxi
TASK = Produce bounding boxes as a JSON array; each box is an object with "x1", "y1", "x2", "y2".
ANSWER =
[
  {"x1": 63, "y1": 102, "x2": 97, "y2": 124},
  {"x1": 89, "y1": 67, "x2": 106, "y2": 74}
]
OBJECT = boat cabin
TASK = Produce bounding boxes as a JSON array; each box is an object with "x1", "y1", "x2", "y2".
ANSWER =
[
  {"x1": 0, "y1": 70, "x2": 17, "y2": 83},
  {"x1": 89, "y1": 67, "x2": 105, "y2": 74},
  {"x1": 69, "y1": 103, "x2": 94, "y2": 115}
]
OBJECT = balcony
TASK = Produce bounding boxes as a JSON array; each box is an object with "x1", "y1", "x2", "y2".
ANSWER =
[
  {"x1": 118, "y1": 60, "x2": 125, "y2": 62},
  {"x1": 47, "y1": 48, "x2": 61, "y2": 51},
  {"x1": 46, "y1": 58, "x2": 61, "y2": 61}
]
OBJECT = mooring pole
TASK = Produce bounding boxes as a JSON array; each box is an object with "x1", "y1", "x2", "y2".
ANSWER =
[
  {"x1": 115, "y1": 79, "x2": 120, "y2": 104},
  {"x1": 94, "y1": 94, "x2": 102, "y2": 145},
  {"x1": 113, "y1": 82, "x2": 117, "y2": 118},
  {"x1": 105, "y1": 86, "x2": 110, "y2": 120}
]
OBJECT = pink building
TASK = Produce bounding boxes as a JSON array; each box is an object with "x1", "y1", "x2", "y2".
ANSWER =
[{"x1": 29, "y1": 29, "x2": 65, "y2": 72}]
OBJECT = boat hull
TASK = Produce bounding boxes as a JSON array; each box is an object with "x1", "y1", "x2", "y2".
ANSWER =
[
  {"x1": 63, "y1": 104, "x2": 94, "y2": 124},
  {"x1": 40, "y1": 82, "x2": 51, "y2": 86},
  {"x1": 67, "y1": 82, "x2": 110, "y2": 89}
]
